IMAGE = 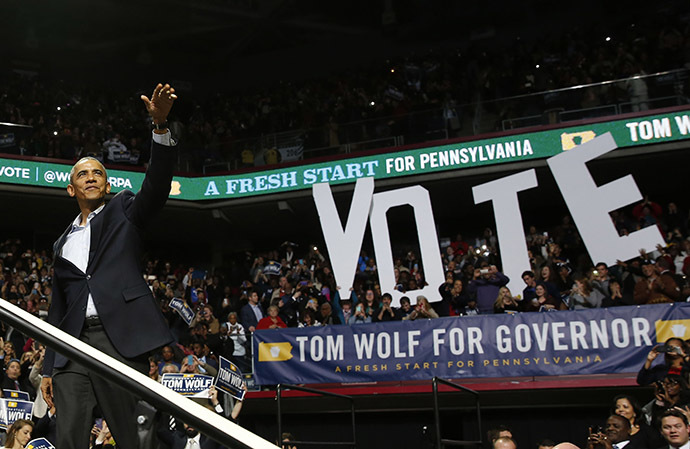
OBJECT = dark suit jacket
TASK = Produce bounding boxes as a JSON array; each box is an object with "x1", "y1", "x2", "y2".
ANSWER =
[
  {"x1": 43, "y1": 142, "x2": 175, "y2": 375},
  {"x1": 239, "y1": 303, "x2": 263, "y2": 330}
]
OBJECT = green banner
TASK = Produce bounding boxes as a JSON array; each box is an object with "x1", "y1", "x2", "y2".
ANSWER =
[{"x1": 1, "y1": 110, "x2": 688, "y2": 201}]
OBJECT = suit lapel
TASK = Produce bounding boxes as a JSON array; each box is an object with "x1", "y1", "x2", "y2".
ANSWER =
[{"x1": 87, "y1": 205, "x2": 105, "y2": 270}]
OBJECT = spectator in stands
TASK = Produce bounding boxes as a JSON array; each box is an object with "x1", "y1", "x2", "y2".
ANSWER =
[
  {"x1": 256, "y1": 305, "x2": 287, "y2": 330},
  {"x1": 523, "y1": 284, "x2": 566, "y2": 312},
  {"x1": 157, "y1": 345, "x2": 181, "y2": 375},
  {"x1": 659, "y1": 409, "x2": 690, "y2": 449},
  {"x1": 570, "y1": 276, "x2": 606, "y2": 309},
  {"x1": 349, "y1": 302, "x2": 372, "y2": 325},
  {"x1": 468, "y1": 263, "x2": 510, "y2": 314},
  {"x1": 522, "y1": 270, "x2": 561, "y2": 303},
  {"x1": 240, "y1": 290, "x2": 264, "y2": 332},
  {"x1": 439, "y1": 276, "x2": 469, "y2": 316},
  {"x1": 637, "y1": 338, "x2": 689, "y2": 385},
  {"x1": 591, "y1": 263, "x2": 613, "y2": 297},
  {"x1": 494, "y1": 437, "x2": 517, "y2": 449},
  {"x1": 1, "y1": 359, "x2": 35, "y2": 400},
  {"x1": 611, "y1": 394, "x2": 664, "y2": 448},
  {"x1": 644, "y1": 374, "x2": 690, "y2": 431},
  {"x1": 634, "y1": 259, "x2": 680, "y2": 304},
  {"x1": 586, "y1": 415, "x2": 636, "y2": 449},
  {"x1": 190, "y1": 305, "x2": 220, "y2": 334},
  {"x1": 225, "y1": 312, "x2": 249, "y2": 373},
  {"x1": 405, "y1": 295, "x2": 439, "y2": 320},
  {"x1": 375, "y1": 293, "x2": 399, "y2": 322},
  {"x1": 3, "y1": 419, "x2": 33, "y2": 449},
  {"x1": 494, "y1": 287, "x2": 520, "y2": 314},
  {"x1": 488, "y1": 426, "x2": 513, "y2": 446},
  {"x1": 318, "y1": 302, "x2": 341, "y2": 326}
]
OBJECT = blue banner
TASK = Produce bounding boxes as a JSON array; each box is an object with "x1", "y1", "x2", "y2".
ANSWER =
[
  {"x1": 253, "y1": 304, "x2": 690, "y2": 385},
  {"x1": 214, "y1": 356, "x2": 246, "y2": 401}
]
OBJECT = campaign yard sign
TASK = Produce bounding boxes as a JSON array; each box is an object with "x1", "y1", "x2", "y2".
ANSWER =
[
  {"x1": 169, "y1": 298, "x2": 195, "y2": 325},
  {"x1": 0, "y1": 399, "x2": 33, "y2": 429},
  {"x1": 26, "y1": 438, "x2": 55, "y2": 449},
  {"x1": 2, "y1": 390, "x2": 30, "y2": 401},
  {"x1": 160, "y1": 373, "x2": 213, "y2": 398},
  {"x1": 214, "y1": 356, "x2": 246, "y2": 401}
]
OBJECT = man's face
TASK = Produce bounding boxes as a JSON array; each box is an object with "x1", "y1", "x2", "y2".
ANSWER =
[
  {"x1": 249, "y1": 292, "x2": 259, "y2": 304},
  {"x1": 522, "y1": 275, "x2": 535, "y2": 287},
  {"x1": 661, "y1": 416, "x2": 690, "y2": 447},
  {"x1": 67, "y1": 158, "x2": 111, "y2": 205},
  {"x1": 642, "y1": 264, "x2": 656, "y2": 277},
  {"x1": 6, "y1": 361, "x2": 20, "y2": 380},
  {"x1": 596, "y1": 265, "x2": 608, "y2": 277},
  {"x1": 162, "y1": 346, "x2": 174, "y2": 361},
  {"x1": 193, "y1": 343, "x2": 204, "y2": 357},
  {"x1": 605, "y1": 415, "x2": 630, "y2": 444},
  {"x1": 320, "y1": 304, "x2": 331, "y2": 316}
]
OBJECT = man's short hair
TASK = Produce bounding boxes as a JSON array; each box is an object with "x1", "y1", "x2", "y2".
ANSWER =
[
  {"x1": 661, "y1": 408, "x2": 689, "y2": 426},
  {"x1": 488, "y1": 425, "x2": 512, "y2": 442},
  {"x1": 382, "y1": 293, "x2": 392, "y2": 301},
  {"x1": 400, "y1": 296, "x2": 411, "y2": 305},
  {"x1": 521, "y1": 271, "x2": 535, "y2": 278},
  {"x1": 594, "y1": 262, "x2": 607, "y2": 269},
  {"x1": 69, "y1": 156, "x2": 106, "y2": 184}
]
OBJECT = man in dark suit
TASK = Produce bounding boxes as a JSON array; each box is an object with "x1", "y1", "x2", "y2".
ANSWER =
[
  {"x1": 239, "y1": 290, "x2": 264, "y2": 332},
  {"x1": 40, "y1": 83, "x2": 178, "y2": 449}
]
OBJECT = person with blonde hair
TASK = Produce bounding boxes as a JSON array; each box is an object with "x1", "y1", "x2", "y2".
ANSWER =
[{"x1": 493, "y1": 286, "x2": 520, "y2": 313}]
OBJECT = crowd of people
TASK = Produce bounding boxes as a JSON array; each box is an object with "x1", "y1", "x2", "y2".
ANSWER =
[
  {"x1": 0, "y1": 200, "x2": 689, "y2": 444},
  {"x1": 1, "y1": 4, "x2": 688, "y2": 171}
]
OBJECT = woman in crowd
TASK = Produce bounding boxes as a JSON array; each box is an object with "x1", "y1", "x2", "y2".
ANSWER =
[
  {"x1": 637, "y1": 337, "x2": 690, "y2": 385},
  {"x1": 493, "y1": 286, "x2": 520, "y2": 313},
  {"x1": 256, "y1": 305, "x2": 288, "y2": 330},
  {"x1": 643, "y1": 374, "x2": 690, "y2": 430},
  {"x1": 611, "y1": 394, "x2": 664, "y2": 448},
  {"x1": 569, "y1": 276, "x2": 605, "y2": 309},
  {"x1": 4, "y1": 419, "x2": 33, "y2": 449},
  {"x1": 406, "y1": 295, "x2": 439, "y2": 320},
  {"x1": 524, "y1": 284, "x2": 565, "y2": 312},
  {"x1": 348, "y1": 303, "x2": 372, "y2": 325},
  {"x1": 539, "y1": 264, "x2": 557, "y2": 284}
]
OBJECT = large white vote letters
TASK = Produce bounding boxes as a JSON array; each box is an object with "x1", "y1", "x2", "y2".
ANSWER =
[
  {"x1": 472, "y1": 170, "x2": 538, "y2": 295},
  {"x1": 313, "y1": 132, "x2": 664, "y2": 307},
  {"x1": 547, "y1": 132, "x2": 664, "y2": 266},
  {"x1": 313, "y1": 179, "x2": 443, "y2": 306},
  {"x1": 313, "y1": 177, "x2": 374, "y2": 296},
  {"x1": 369, "y1": 186, "x2": 445, "y2": 306}
]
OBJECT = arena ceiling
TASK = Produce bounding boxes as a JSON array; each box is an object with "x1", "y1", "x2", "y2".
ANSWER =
[{"x1": 1, "y1": 0, "x2": 641, "y2": 88}]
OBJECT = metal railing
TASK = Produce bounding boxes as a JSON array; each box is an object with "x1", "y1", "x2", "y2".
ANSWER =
[
  {"x1": 0, "y1": 299, "x2": 279, "y2": 449},
  {"x1": 276, "y1": 383, "x2": 356, "y2": 448},
  {"x1": 432, "y1": 377, "x2": 482, "y2": 449}
]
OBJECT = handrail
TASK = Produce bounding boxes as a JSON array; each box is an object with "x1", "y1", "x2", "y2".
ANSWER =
[
  {"x1": 276, "y1": 383, "x2": 356, "y2": 448},
  {"x1": 0, "y1": 298, "x2": 279, "y2": 449},
  {"x1": 432, "y1": 377, "x2": 482, "y2": 449}
]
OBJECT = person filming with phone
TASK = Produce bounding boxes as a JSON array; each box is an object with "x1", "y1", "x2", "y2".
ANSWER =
[{"x1": 637, "y1": 338, "x2": 690, "y2": 385}]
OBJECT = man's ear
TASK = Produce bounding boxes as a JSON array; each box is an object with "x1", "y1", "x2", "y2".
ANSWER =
[
  {"x1": 106, "y1": 182, "x2": 111, "y2": 194},
  {"x1": 67, "y1": 184, "x2": 75, "y2": 198}
]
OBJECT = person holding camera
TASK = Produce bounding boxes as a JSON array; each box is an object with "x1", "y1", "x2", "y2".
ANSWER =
[
  {"x1": 641, "y1": 374, "x2": 690, "y2": 431},
  {"x1": 467, "y1": 262, "x2": 510, "y2": 314},
  {"x1": 637, "y1": 338, "x2": 690, "y2": 385}
]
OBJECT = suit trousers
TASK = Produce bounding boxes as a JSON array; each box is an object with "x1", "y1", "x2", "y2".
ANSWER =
[{"x1": 53, "y1": 320, "x2": 148, "y2": 449}]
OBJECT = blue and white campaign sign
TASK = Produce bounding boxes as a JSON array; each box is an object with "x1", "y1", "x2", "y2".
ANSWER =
[
  {"x1": 253, "y1": 304, "x2": 690, "y2": 385},
  {"x1": 169, "y1": 297, "x2": 195, "y2": 325},
  {"x1": 26, "y1": 438, "x2": 55, "y2": 449},
  {"x1": 214, "y1": 356, "x2": 246, "y2": 401},
  {"x1": 0, "y1": 399, "x2": 33, "y2": 429},
  {"x1": 2, "y1": 390, "x2": 30, "y2": 401},
  {"x1": 160, "y1": 373, "x2": 214, "y2": 398}
]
